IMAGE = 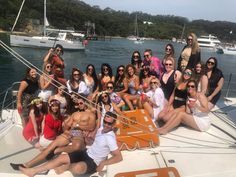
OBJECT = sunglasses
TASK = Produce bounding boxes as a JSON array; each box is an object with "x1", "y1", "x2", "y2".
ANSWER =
[
  {"x1": 166, "y1": 48, "x2": 172, "y2": 51},
  {"x1": 150, "y1": 81, "x2": 158, "y2": 84},
  {"x1": 56, "y1": 49, "x2": 62, "y2": 52},
  {"x1": 133, "y1": 55, "x2": 139, "y2": 58},
  {"x1": 102, "y1": 95, "x2": 108, "y2": 99},
  {"x1": 73, "y1": 73, "x2": 80, "y2": 76},
  {"x1": 78, "y1": 102, "x2": 84, "y2": 105},
  {"x1": 187, "y1": 38, "x2": 193, "y2": 41},
  {"x1": 165, "y1": 63, "x2": 172, "y2": 66},
  {"x1": 184, "y1": 71, "x2": 192, "y2": 76},
  {"x1": 103, "y1": 119, "x2": 114, "y2": 126},
  {"x1": 107, "y1": 86, "x2": 113, "y2": 90},
  {"x1": 103, "y1": 67, "x2": 108, "y2": 71},
  {"x1": 207, "y1": 61, "x2": 215, "y2": 65},
  {"x1": 118, "y1": 68, "x2": 124, "y2": 72},
  {"x1": 88, "y1": 68, "x2": 93, "y2": 71},
  {"x1": 144, "y1": 54, "x2": 150, "y2": 58},
  {"x1": 187, "y1": 85, "x2": 195, "y2": 88},
  {"x1": 46, "y1": 65, "x2": 52, "y2": 69}
]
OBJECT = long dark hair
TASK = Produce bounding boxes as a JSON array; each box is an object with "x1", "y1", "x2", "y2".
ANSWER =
[
  {"x1": 131, "y1": 51, "x2": 142, "y2": 66},
  {"x1": 115, "y1": 65, "x2": 125, "y2": 83},
  {"x1": 86, "y1": 64, "x2": 98, "y2": 92}
]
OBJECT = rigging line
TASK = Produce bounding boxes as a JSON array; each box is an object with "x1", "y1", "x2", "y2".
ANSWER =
[
  {"x1": 160, "y1": 135, "x2": 235, "y2": 149},
  {"x1": 210, "y1": 123, "x2": 236, "y2": 142},
  {"x1": 0, "y1": 41, "x2": 158, "y2": 135},
  {"x1": 169, "y1": 132, "x2": 233, "y2": 145}
]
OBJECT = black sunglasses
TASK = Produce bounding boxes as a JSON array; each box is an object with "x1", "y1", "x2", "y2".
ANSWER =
[{"x1": 103, "y1": 119, "x2": 114, "y2": 126}]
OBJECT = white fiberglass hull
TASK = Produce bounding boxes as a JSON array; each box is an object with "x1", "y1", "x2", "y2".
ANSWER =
[{"x1": 10, "y1": 35, "x2": 85, "y2": 50}]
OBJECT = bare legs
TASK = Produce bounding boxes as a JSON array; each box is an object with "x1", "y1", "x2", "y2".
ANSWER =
[
  {"x1": 20, "y1": 154, "x2": 70, "y2": 177},
  {"x1": 123, "y1": 94, "x2": 138, "y2": 110},
  {"x1": 24, "y1": 134, "x2": 71, "y2": 167},
  {"x1": 158, "y1": 112, "x2": 200, "y2": 135}
]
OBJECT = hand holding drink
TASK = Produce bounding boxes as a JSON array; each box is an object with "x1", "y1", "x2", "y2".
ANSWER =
[{"x1": 188, "y1": 98, "x2": 196, "y2": 108}]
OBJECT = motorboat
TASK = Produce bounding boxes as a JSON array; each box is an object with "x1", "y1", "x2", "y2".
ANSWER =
[
  {"x1": 197, "y1": 34, "x2": 221, "y2": 48},
  {"x1": 10, "y1": 0, "x2": 85, "y2": 50},
  {"x1": 216, "y1": 44, "x2": 236, "y2": 55}
]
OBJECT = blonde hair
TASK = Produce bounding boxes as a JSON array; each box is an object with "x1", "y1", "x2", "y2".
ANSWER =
[
  {"x1": 164, "y1": 57, "x2": 176, "y2": 69},
  {"x1": 187, "y1": 32, "x2": 200, "y2": 54}
]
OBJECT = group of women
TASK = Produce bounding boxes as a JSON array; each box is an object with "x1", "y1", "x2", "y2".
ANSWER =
[{"x1": 17, "y1": 33, "x2": 225, "y2": 147}]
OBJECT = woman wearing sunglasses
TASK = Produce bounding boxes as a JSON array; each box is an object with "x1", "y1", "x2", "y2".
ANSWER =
[
  {"x1": 205, "y1": 57, "x2": 224, "y2": 110},
  {"x1": 43, "y1": 44, "x2": 66, "y2": 85},
  {"x1": 158, "y1": 68, "x2": 192, "y2": 122},
  {"x1": 138, "y1": 78, "x2": 165, "y2": 123},
  {"x1": 38, "y1": 62, "x2": 55, "y2": 104},
  {"x1": 158, "y1": 80, "x2": 210, "y2": 135},
  {"x1": 177, "y1": 33, "x2": 201, "y2": 72}
]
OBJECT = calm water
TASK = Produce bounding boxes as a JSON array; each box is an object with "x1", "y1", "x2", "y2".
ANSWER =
[{"x1": 1, "y1": 34, "x2": 236, "y2": 97}]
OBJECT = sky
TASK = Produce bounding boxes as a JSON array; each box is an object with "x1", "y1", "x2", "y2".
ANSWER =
[{"x1": 82, "y1": 0, "x2": 236, "y2": 23}]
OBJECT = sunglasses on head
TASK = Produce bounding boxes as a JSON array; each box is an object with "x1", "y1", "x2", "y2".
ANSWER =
[{"x1": 103, "y1": 119, "x2": 114, "y2": 126}]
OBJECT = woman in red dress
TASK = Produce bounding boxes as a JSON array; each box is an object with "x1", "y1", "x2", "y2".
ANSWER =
[
  {"x1": 37, "y1": 99, "x2": 63, "y2": 149},
  {"x1": 23, "y1": 98, "x2": 46, "y2": 147}
]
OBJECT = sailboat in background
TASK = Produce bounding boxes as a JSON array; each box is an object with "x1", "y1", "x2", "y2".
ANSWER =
[
  {"x1": 176, "y1": 24, "x2": 186, "y2": 44},
  {"x1": 10, "y1": 0, "x2": 85, "y2": 50},
  {"x1": 127, "y1": 14, "x2": 144, "y2": 44}
]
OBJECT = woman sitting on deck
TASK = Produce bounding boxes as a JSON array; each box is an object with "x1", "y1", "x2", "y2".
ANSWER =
[
  {"x1": 23, "y1": 98, "x2": 46, "y2": 147},
  {"x1": 158, "y1": 80, "x2": 210, "y2": 135}
]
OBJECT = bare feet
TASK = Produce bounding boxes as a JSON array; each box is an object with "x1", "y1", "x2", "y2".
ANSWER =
[
  {"x1": 19, "y1": 166, "x2": 36, "y2": 177},
  {"x1": 54, "y1": 164, "x2": 69, "y2": 174},
  {"x1": 157, "y1": 128, "x2": 168, "y2": 135}
]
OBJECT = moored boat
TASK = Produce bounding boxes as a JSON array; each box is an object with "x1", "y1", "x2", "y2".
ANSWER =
[
  {"x1": 10, "y1": 0, "x2": 85, "y2": 50},
  {"x1": 197, "y1": 34, "x2": 221, "y2": 48}
]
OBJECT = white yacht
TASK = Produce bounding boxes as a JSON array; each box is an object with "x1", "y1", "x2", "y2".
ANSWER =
[
  {"x1": 197, "y1": 34, "x2": 221, "y2": 48},
  {"x1": 10, "y1": 0, "x2": 85, "y2": 50}
]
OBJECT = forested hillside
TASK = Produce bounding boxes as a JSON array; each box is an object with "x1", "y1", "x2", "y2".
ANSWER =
[{"x1": 1, "y1": 0, "x2": 236, "y2": 42}]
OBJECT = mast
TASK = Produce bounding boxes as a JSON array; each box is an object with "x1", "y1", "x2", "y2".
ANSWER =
[
  {"x1": 43, "y1": 0, "x2": 46, "y2": 36},
  {"x1": 11, "y1": 0, "x2": 26, "y2": 32},
  {"x1": 180, "y1": 24, "x2": 185, "y2": 42},
  {"x1": 134, "y1": 14, "x2": 138, "y2": 37}
]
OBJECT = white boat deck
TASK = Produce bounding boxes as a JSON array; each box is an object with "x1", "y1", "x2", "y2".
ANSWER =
[{"x1": 1, "y1": 99, "x2": 236, "y2": 177}]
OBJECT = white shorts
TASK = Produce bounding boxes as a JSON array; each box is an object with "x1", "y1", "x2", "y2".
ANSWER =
[
  {"x1": 193, "y1": 113, "x2": 211, "y2": 131},
  {"x1": 38, "y1": 90, "x2": 52, "y2": 102},
  {"x1": 39, "y1": 135, "x2": 53, "y2": 148}
]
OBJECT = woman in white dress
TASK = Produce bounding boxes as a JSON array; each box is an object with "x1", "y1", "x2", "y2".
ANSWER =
[
  {"x1": 158, "y1": 80, "x2": 210, "y2": 135},
  {"x1": 138, "y1": 77, "x2": 165, "y2": 124}
]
